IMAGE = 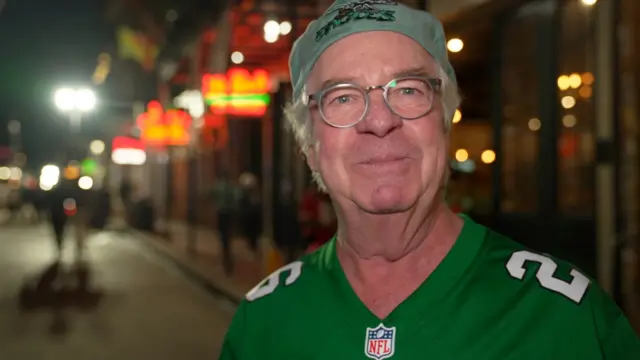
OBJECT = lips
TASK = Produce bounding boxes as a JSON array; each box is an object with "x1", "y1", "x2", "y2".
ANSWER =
[{"x1": 359, "y1": 155, "x2": 408, "y2": 165}]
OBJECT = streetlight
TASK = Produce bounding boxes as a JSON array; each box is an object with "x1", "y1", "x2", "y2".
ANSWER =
[
  {"x1": 279, "y1": 21, "x2": 292, "y2": 35},
  {"x1": 89, "y1": 140, "x2": 105, "y2": 155},
  {"x1": 230, "y1": 51, "x2": 244, "y2": 64},
  {"x1": 447, "y1": 38, "x2": 464, "y2": 53},
  {"x1": 54, "y1": 87, "x2": 97, "y2": 132},
  {"x1": 264, "y1": 20, "x2": 292, "y2": 43},
  {"x1": 78, "y1": 175, "x2": 93, "y2": 190}
]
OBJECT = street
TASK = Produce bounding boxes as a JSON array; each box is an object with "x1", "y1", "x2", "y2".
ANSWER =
[{"x1": 0, "y1": 223, "x2": 236, "y2": 359}]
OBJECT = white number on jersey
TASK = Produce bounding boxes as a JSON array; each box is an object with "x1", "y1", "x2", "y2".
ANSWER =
[
  {"x1": 505, "y1": 250, "x2": 591, "y2": 303},
  {"x1": 245, "y1": 261, "x2": 303, "y2": 302}
]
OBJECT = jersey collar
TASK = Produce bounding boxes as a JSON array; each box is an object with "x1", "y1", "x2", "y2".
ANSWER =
[{"x1": 325, "y1": 214, "x2": 487, "y2": 327}]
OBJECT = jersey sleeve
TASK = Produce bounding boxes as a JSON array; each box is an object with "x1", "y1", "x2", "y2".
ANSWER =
[
  {"x1": 218, "y1": 301, "x2": 248, "y2": 360},
  {"x1": 600, "y1": 314, "x2": 640, "y2": 359},
  {"x1": 587, "y1": 283, "x2": 640, "y2": 358}
]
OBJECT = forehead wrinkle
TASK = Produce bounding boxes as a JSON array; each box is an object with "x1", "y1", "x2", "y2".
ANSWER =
[
  {"x1": 308, "y1": 52, "x2": 438, "y2": 95},
  {"x1": 315, "y1": 65, "x2": 435, "y2": 93}
]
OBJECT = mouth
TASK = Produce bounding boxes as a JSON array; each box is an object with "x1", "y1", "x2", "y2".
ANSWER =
[{"x1": 359, "y1": 156, "x2": 408, "y2": 165}]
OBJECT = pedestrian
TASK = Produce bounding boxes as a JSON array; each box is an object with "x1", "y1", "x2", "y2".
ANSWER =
[
  {"x1": 47, "y1": 179, "x2": 75, "y2": 259},
  {"x1": 219, "y1": 0, "x2": 640, "y2": 358},
  {"x1": 238, "y1": 172, "x2": 262, "y2": 256},
  {"x1": 210, "y1": 169, "x2": 240, "y2": 276},
  {"x1": 119, "y1": 179, "x2": 132, "y2": 225}
]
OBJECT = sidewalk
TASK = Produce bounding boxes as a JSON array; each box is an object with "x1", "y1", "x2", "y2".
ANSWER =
[{"x1": 128, "y1": 221, "x2": 266, "y2": 304}]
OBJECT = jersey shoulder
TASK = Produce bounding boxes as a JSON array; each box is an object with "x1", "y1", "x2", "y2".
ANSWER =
[
  {"x1": 479, "y1": 227, "x2": 597, "y2": 302},
  {"x1": 243, "y1": 241, "x2": 336, "y2": 305},
  {"x1": 222, "y1": 242, "x2": 345, "y2": 358},
  {"x1": 476, "y1": 226, "x2": 624, "y2": 335}
]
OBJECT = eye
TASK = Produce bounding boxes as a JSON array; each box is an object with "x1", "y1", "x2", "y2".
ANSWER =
[
  {"x1": 335, "y1": 95, "x2": 352, "y2": 104},
  {"x1": 322, "y1": 87, "x2": 363, "y2": 107},
  {"x1": 389, "y1": 78, "x2": 429, "y2": 97},
  {"x1": 399, "y1": 88, "x2": 418, "y2": 95}
]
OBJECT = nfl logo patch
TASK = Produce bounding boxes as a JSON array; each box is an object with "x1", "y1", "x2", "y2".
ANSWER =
[{"x1": 364, "y1": 323, "x2": 396, "y2": 359}]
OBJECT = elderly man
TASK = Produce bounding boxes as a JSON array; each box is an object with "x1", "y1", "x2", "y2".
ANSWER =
[{"x1": 220, "y1": 0, "x2": 640, "y2": 358}]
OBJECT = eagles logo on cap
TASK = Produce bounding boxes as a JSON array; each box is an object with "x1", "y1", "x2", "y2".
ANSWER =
[
  {"x1": 334, "y1": 0, "x2": 398, "y2": 20},
  {"x1": 316, "y1": 0, "x2": 398, "y2": 42}
]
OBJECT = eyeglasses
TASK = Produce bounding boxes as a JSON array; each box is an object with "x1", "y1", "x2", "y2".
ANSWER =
[{"x1": 308, "y1": 76, "x2": 442, "y2": 128}]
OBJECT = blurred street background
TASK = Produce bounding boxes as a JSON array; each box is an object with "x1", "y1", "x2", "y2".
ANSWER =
[
  {"x1": 0, "y1": 224, "x2": 235, "y2": 359},
  {"x1": 0, "y1": 0, "x2": 639, "y2": 358}
]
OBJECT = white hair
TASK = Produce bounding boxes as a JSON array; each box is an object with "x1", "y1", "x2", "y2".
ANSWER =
[{"x1": 283, "y1": 64, "x2": 462, "y2": 191}]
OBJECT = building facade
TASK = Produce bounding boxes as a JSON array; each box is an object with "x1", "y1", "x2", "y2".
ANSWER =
[{"x1": 442, "y1": 0, "x2": 638, "y2": 324}]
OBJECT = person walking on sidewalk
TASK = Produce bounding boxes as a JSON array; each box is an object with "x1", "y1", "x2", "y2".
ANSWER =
[
  {"x1": 210, "y1": 170, "x2": 241, "y2": 276},
  {"x1": 119, "y1": 179, "x2": 133, "y2": 225},
  {"x1": 47, "y1": 178, "x2": 89, "y2": 260},
  {"x1": 47, "y1": 179, "x2": 72, "y2": 259},
  {"x1": 238, "y1": 172, "x2": 262, "y2": 257}
]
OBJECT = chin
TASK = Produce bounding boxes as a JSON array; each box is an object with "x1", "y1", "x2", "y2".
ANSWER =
[{"x1": 353, "y1": 183, "x2": 421, "y2": 214}]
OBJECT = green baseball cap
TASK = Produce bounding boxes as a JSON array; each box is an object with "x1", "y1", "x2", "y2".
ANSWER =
[{"x1": 289, "y1": 0, "x2": 456, "y2": 100}]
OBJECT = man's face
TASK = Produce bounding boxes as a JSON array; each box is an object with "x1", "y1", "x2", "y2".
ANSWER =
[{"x1": 306, "y1": 31, "x2": 448, "y2": 214}]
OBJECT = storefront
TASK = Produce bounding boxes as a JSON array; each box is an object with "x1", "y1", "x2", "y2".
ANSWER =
[
  {"x1": 444, "y1": 0, "x2": 640, "y2": 313},
  {"x1": 486, "y1": 0, "x2": 599, "y2": 279},
  {"x1": 615, "y1": 0, "x2": 640, "y2": 327}
]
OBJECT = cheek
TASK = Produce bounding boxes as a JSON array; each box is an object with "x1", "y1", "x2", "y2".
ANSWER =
[
  {"x1": 318, "y1": 136, "x2": 345, "y2": 173},
  {"x1": 315, "y1": 124, "x2": 347, "y2": 162},
  {"x1": 315, "y1": 127, "x2": 352, "y2": 184},
  {"x1": 408, "y1": 115, "x2": 448, "y2": 172},
  {"x1": 409, "y1": 113, "x2": 445, "y2": 149}
]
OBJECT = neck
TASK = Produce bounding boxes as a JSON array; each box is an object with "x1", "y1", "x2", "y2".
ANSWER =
[{"x1": 336, "y1": 203, "x2": 463, "y2": 288}]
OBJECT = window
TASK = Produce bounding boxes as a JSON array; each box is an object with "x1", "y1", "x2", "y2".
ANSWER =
[
  {"x1": 449, "y1": 121, "x2": 494, "y2": 215},
  {"x1": 500, "y1": 8, "x2": 541, "y2": 213},
  {"x1": 556, "y1": 1, "x2": 596, "y2": 215}
]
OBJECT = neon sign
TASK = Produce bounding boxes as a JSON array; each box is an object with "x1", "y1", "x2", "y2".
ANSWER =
[
  {"x1": 112, "y1": 136, "x2": 145, "y2": 151},
  {"x1": 136, "y1": 100, "x2": 191, "y2": 146},
  {"x1": 202, "y1": 68, "x2": 270, "y2": 117},
  {"x1": 112, "y1": 136, "x2": 146, "y2": 165}
]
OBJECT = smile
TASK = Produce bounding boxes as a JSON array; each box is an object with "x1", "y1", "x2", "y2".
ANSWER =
[
  {"x1": 360, "y1": 156, "x2": 409, "y2": 165},
  {"x1": 355, "y1": 157, "x2": 412, "y2": 174}
]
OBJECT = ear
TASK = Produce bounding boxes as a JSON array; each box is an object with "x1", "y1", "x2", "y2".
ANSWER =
[{"x1": 305, "y1": 144, "x2": 319, "y2": 172}]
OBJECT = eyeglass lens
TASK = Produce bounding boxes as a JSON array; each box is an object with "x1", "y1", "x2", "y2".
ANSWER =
[{"x1": 319, "y1": 77, "x2": 435, "y2": 127}]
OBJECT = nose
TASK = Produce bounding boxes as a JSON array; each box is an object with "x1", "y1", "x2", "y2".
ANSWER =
[{"x1": 354, "y1": 91, "x2": 402, "y2": 137}]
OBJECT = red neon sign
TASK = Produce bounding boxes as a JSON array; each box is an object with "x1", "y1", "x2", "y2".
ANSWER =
[
  {"x1": 136, "y1": 101, "x2": 191, "y2": 146},
  {"x1": 112, "y1": 136, "x2": 145, "y2": 150},
  {"x1": 202, "y1": 68, "x2": 270, "y2": 117}
]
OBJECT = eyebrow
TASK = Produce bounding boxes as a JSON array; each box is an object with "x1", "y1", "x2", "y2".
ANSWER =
[
  {"x1": 317, "y1": 66, "x2": 434, "y2": 91},
  {"x1": 392, "y1": 66, "x2": 432, "y2": 78}
]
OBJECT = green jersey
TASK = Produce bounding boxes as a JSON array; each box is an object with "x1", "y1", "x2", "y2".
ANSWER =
[{"x1": 220, "y1": 216, "x2": 640, "y2": 359}]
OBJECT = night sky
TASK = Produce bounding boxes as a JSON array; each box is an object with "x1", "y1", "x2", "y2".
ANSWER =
[{"x1": 0, "y1": 0, "x2": 112, "y2": 169}]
